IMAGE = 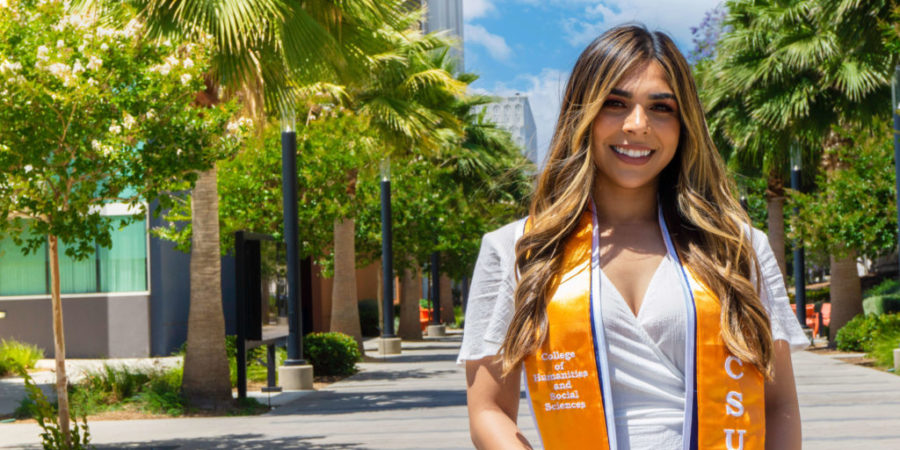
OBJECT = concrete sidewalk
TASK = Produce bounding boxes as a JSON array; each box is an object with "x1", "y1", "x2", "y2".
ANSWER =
[{"x1": 1, "y1": 332, "x2": 899, "y2": 448}]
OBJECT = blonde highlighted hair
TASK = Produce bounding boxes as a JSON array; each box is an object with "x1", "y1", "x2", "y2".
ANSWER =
[{"x1": 500, "y1": 25, "x2": 774, "y2": 379}]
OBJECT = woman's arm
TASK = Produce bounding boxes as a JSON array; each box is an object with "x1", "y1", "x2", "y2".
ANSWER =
[
  {"x1": 466, "y1": 356, "x2": 533, "y2": 449},
  {"x1": 764, "y1": 340, "x2": 802, "y2": 450}
]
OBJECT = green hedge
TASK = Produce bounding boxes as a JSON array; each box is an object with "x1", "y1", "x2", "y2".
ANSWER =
[
  {"x1": 304, "y1": 332, "x2": 361, "y2": 376},
  {"x1": 0, "y1": 339, "x2": 44, "y2": 376},
  {"x1": 835, "y1": 313, "x2": 900, "y2": 352},
  {"x1": 862, "y1": 294, "x2": 900, "y2": 316}
]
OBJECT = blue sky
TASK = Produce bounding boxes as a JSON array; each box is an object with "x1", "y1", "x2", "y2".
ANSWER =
[{"x1": 461, "y1": 0, "x2": 722, "y2": 163}]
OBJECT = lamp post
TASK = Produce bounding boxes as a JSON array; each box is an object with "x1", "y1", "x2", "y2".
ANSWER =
[
  {"x1": 791, "y1": 142, "x2": 808, "y2": 332},
  {"x1": 425, "y1": 249, "x2": 446, "y2": 337},
  {"x1": 892, "y1": 65, "x2": 900, "y2": 278},
  {"x1": 378, "y1": 158, "x2": 401, "y2": 354},
  {"x1": 277, "y1": 107, "x2": 312, "y2": 389}
]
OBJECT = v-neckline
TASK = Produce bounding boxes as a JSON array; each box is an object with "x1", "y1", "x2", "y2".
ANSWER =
[{"x1": 599, "y1": 256, "x2": 668, "y2": 320}]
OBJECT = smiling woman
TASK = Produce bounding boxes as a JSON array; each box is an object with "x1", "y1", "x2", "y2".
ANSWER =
[{"x1": 460, "y1": 25, "x2": 807, "y2": 450}]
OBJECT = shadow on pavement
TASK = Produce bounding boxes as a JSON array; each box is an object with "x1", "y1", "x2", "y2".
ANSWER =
[
  {"x1": 365, "y1": 353, "x2": 458, "y2": 364},
  {"x1": 347, "y1": 368, "x2": 457, "y2": 382},
  {"x1": 33, "y1": 434, "x2": 366, "y2": 449},
  {"x1": 271, "y1": 388, "x2": 467, "y2": 416}
]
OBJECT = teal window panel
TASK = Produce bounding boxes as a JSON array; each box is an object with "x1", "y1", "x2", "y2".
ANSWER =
[
  {"x1": 99, "y1": 216, "x2": 147, "y2": 292},
  {"x1": 0, "y1": 236, "x2": 48, "y2": 296}
]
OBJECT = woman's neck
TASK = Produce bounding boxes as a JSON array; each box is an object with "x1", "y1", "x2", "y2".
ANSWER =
[{"x1": 592, "y1": 181, "x2": 658, "y2": 226}]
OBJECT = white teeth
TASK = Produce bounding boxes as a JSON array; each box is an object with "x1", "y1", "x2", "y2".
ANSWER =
[{"x1": 612, "y1": 146, "x2": 652, "y2": 158}]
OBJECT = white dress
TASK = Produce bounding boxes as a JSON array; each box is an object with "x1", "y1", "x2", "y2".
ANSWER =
[{"x1": 457, "y1": 218, "x2": 809, "y2": 450}]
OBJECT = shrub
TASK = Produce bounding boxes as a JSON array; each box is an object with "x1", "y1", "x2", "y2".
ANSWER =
[
  {"x1": 835, "y1": 313, "x2": 900, "y2": 352},
  {"x1": 358, "y1": 299, "x2": 380, "y2": 337},
  {"x1": 863, "y1": 294, "x2": 900, "y2": 316},
  {"x1": 866, "y1": 279, "x2": 900, "y2": 297},
  {"x1": 0, "y1": 339, "x2": 44, "y2": 376},
  {"x1": 63, "y1": 364, "x2": 184, "y2": 418},
  {"x1": 18, "y1": 369, "x2": 91, "y2": 450},
  {"x1": 806, "y1": 286, "x2": 830, "y2": 304},
  {"x1": 225, "y1": 336, "x2": 283, "y2": 386},
  {"x1": 304, "y1": 332, "x2": 361, "y2": 376}
]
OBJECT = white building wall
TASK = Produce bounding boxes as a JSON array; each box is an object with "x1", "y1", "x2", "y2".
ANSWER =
[{"x1": 479, "y1": 95, "x2": 539, "y2": 164}]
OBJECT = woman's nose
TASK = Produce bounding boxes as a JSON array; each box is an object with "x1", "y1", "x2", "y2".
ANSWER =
[{"x1": 623, "y1": 105, "x2": 649, "y2": 135}]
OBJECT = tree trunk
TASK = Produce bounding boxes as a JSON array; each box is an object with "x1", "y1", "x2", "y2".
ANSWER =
[
  {"x1": 331, "y1": 217, "x2": 364, "y2": 353},
  {"x1": 47, "y1": 235, "x2": 70, "y2": 447},
  {"x1": 182, "y1": 167, "x2": 232, "y2": 409},
  {"x1": 398, "y1": 266, "x2": 423, "y2": 340},
  {"x1": 766, "y1": 175, "x2": 787, "y2": 279},
  {"x1": 828, "y1": 252, "x2": 863, "y2": 343},
  {"x1": 440, "y1": 273, "x2": 454, "y2": 326}
]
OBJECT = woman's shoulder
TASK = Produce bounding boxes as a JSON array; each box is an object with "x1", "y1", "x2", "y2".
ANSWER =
[{"x1": 480, "y1": 217, "x2": 527, "y2": 261}]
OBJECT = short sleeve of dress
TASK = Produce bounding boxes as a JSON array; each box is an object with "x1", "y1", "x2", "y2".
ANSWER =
[
  {"x1": 749, "y1": 227, "x2": 810, "y2": 352},
  {"x1": 456, "y1": 219, "x2": 524, "y2": 365}
]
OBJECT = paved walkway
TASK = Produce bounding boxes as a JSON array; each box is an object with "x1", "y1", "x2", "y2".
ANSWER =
[{"x1": 0, "y1": 333, "x2": 898, "y2": 448}]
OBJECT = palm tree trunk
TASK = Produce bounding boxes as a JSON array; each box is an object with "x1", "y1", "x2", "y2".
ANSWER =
[
  {"x1": 47, "y1": 235, "x2": 70, "y2": 447},
  {"x1": 331, "y1": 217, "x2": 364, "y2": 353},
  {"x1": 439, "y1": 273, "x2": 453, "y2": 326},
  {"x1": 828, "y1": 252, "x2": 863, "y2": 343},
  {"x1": 182, "y1": 166, "x2": 232, "y2": 409},
  {"x1": 766, "y1": 175, "x2": 787, "y2": 279},
  {"x1": 397, "y1": 265, "x2": 423, "y2": 340}
]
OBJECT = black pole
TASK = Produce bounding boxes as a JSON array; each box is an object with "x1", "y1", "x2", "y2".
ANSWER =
[
  {"x1": 281, "y1": 129, "x2": 305, "y2": 364},
  {"x1": 381, "y1": 179, "x2": 396, "y2": 337},
  {"x1": 894, "y1": 98, "x2": 900, "y2": 278},
  {"x1": 430, "y1": 252, "x2": 440, "y2": 324},
  {"x1": 235, "y1": 231, "x2": 247, "y2": 399},
  {"x1": 791, "y1": 167, "x2": 807, "y2": 329}
]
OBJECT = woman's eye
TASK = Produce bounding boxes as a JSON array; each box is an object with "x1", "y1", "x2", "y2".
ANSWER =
[
  {"x1": 651, "y1": 103, "x2": 675, "y2": 113},
  {"x1": 603, "y1": 99, "x2": 625, "y2": 108}
]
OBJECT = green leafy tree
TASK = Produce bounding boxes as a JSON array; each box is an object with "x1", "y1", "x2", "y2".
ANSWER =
[
  {"x1": 0, "y1": 0, "x2": 237, "y2": 442},
  {"x1": 790, "y1": 124, "x2": 898, "y2": 339}
]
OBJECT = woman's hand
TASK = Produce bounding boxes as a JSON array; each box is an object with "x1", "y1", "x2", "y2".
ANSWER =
[
  {"x1": 764, "y1": 340, "x2": 802, "y2": 450},
  {"x1": 466, "y1": 356, "x2": 533, "y2": 449}
]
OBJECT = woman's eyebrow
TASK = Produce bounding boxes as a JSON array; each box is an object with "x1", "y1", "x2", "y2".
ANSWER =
[{"x1": 609, "y1": 88, "x2": 676, "y2": 101}]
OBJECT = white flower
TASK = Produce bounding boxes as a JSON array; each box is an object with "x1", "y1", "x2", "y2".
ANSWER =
[
  {"x1": 0, "y1": 0, "x2": 8, "y2": 9},
  {"x1": 57, "y1": 40, "x2": 65, "y2": 48},
  {"x1": 36, "y1": 45, "x2": 50, "y2": 61},
  {"x1": 91, "y1": 140, "x2": 101, "y2": 151},
  {"x1": 146, "y1": 109, "x2": 156, "y2": 120},
  {"x1": 180, "y1": 73, "x2": 192, "y2": 85},
  {"x1": 46, "y1": 62, "x2": 68, "y2": 77},
  {"x1": 86, "y1": 55, "x2": 102, "y2": 71},
  {"x1": 109, "y1": 123, "x2": 121, "y2": 135},
  {"x1": 122, "y1": 113, "x2": 136, "y2": 130},
  {"x1": 176, "y1": 148, "x2": 183, "y2": 156},
  {"x1": 150, "y1": 63, "x2": 171, "y2": 75},
  {"x1": 182, "y1": 58, "x2": 194, "y2": 69},
  {"x1": 24, "y1": 165, "x2": 32, "y2": 173},
  {"x1": 86, "y1": 77, "x2": 97, "y2": 86},
  {"x1": 71, "y1": 60, "x2": 84, "y2": 75},
  {"x1": 77, "y1": 43, "x2": 86, "y2": 53},
  {"x1": 100, "y1": 43, "x2": 108, "y2": 51},
  {"x1": 165, "y1": 55, "x2": 178, "y2": 67},
  {"x1": 0, "y1": 59, "x2": 22, "y2": 74},
  {"x1": 162, "y1": 39, "x2": 171, "y2": 47},
  {"x1": 97, "y1": 26, "x2": 114, "y2": 38}
]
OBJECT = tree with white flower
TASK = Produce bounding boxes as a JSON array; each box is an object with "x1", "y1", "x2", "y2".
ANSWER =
[{"x1": 0, "y1": 0, "x2": 241, "y2": 444}]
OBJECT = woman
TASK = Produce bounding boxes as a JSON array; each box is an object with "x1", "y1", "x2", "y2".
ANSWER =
[{"x1": 458, "y1": 25, "x2": 807, "y2": 450}]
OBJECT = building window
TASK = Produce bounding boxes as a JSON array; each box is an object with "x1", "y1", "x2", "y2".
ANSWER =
[{"x1": 0, "y1": 215, "x2": 147, "y2": 296}]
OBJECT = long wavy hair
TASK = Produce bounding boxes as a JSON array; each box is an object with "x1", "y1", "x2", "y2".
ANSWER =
[{"x1": 500, "y1": 25, "x2": 774, "y2": 379}]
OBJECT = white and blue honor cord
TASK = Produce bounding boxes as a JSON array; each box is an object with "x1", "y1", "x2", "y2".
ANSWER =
[{"x1": 588, "y1": 202, "x2": 698, "y2": 450}]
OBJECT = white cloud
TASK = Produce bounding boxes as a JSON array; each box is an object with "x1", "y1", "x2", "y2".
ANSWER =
[
  {"x1": 559, "y1": 0, "x2": 723, "y2": 48},
  {"x1": 489, "y1": 68, "x2": 569, "y2": 167},
  {"x1": 463, "y1": 0, "x2": 496, "y2": 20},
  {"x1": 465, "y1": 24, "x2": 513, "y2": 60}
]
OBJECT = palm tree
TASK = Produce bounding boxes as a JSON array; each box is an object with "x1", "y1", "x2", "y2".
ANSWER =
[
  {"x1": 326, "y1": 16, "x2": 466, "y2": 342},
  {"x1": 704, "y1": 0, "x2": 896, "y2": 341},
  {"x1": 77, "y1": 0, "x2": 407, "y2": 407}
]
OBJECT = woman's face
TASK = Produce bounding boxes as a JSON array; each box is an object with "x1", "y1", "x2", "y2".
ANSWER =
[{"x1": 590, "y1": 61, "x2": 680, "y2": 192}]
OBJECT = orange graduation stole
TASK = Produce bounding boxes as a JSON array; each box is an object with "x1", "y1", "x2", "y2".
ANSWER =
[{"x1": 519, "y1": 207, "x2": 765, "y2": 450}]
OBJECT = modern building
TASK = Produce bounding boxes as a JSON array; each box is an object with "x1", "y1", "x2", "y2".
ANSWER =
[
  {"x1": 417, "y1": 0, "x2": 464, "y2": 71},
  {"x1": 478, "y1": 94, "x2": 539, "y2": 164}
]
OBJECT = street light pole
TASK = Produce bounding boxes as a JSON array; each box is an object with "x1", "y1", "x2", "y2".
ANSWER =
[
  {"x1": 791, "y1": 143, "x2": 808, "y2": 331},
  {"x1": 430, "y1": 251, "x2": 440, "y2": 325},
  {"x1": 280, "y1": 109, "x2": 305, "y2": 365},
  {"x1": 277, "y1": 107, "x2": 313, "y2": 389},
  {"x1": 892, "y1": 65, "x2": 900, "y2": 278},
  {"x1": 378, "y1": 158, "x2": 401, "y2": 354}
]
